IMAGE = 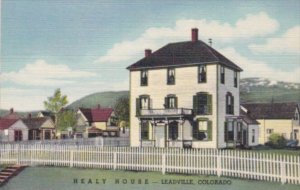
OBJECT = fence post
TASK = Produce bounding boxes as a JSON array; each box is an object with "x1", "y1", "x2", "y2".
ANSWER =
[
  {"x1": 17, "y1": 144, "x2": 20, "y2": 165},
  {"x1": 101, "y1": 137, "x2": 104, "y2": 147},
  {"x1": 70, "y1": 149, "x2": 74, "y2": 168},
  {"x1": 162, "y1": 153, "x2": 166, "y2": 175},
  {"x1": 217, "y1": 150, "x2": 222, "y2": 177},
  {"x1": 30, "y1": 145, "x2": 33, "y2": 166},
  {"x1": 280, "y1": 155, "x2": 286, "y2": 184},
  {"x1": 113, "y1": 152, "x2": 117, "y2": 170}
]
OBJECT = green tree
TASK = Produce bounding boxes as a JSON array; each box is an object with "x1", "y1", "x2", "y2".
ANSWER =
[
  {"x1": 44, "y1": 89, "x2": 68, "y2": 129},
  {"x1": 57, "y1": 109, "x2": 77, "y2": 131},
  {"x1": 114, "y1": 96, "x2": 129, "y2": 128},
  {"x1": 268, "y1": 133, "x2": 287, "y2": 148}
]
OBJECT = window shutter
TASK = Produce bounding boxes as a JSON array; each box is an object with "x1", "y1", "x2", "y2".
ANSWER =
[
  {"x1": 207, "y1": 94, "x2": 212, "y2": 114},
  {"x1": 149, "y1": 98, "x2": 152, "y2": 109},
  {"x1": 232, "y1": 96, "x2": 234, "y2": 114},
  {"x1": 175, "y1": 97, "x2": 178, "y2": 108},
  {"x1": 224, "y1": 121, "x2": 228, "y2": 142},
  {"x1": 193, "y1": 95, "x2": 198, "y2": 115},
  {"x1": 226, "y1": 94, "x2": 228, "y2": 114},
  {"x1": 164, "y1": 97, "x2": 168, "y2": 108},
  {"x1": 192, "y1": 121, "x2": 198, "y2": 139},
  {"x1": 207, "y1": 120, "x2": 212, "y2": 141},
  {"x1": 136, "y1": 98, "x2": 140, "y2": 116}
]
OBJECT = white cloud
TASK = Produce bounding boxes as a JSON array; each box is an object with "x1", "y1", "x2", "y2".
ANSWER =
[
  {"x1": 0, "y1": 80, "x2": 129, "y2": 111},
  {"x1": 96, "y1": 12, "x2": 279, "y2": 63},
  {"x1": 1, "y1": 60, "x2": 97, "y2": 86},
  {"x1": 0, "y1": 87, "x2": 51, "y2": 111},
  {"x1": 249, "y1": 26, "x2": 300, "y2": 54},
  {"x1": 220, "y1": 47, "x2": 300, "y2": 83}
]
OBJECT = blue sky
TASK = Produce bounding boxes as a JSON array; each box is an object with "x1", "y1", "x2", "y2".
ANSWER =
[{"x1": 1, "y1": 0, "x2": 299, "y2": 111}]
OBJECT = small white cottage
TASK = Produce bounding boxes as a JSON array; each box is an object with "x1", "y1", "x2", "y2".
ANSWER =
[{"x1": 0, "y1": 119, "x2": 29, "y2": 142}]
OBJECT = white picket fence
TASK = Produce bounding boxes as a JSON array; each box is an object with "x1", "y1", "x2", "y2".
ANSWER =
[
  {"x1": 0, "y1": 144, "x2": 299, "y2": 185},
  {"x1": 0, "y1": 137, "x2": 130, "y2": 147}
]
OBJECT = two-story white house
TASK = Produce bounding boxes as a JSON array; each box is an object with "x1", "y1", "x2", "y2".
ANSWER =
[{"x1": 127, "y1": 28, "x2": 258, "y2": 149}]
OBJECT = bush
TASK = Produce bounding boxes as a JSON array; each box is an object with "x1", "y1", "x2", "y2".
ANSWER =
[{"x1": 268, "y1": 133, "x2": 287, "y2": 148}]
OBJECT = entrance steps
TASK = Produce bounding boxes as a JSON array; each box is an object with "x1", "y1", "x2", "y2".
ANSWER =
[{"x1": 0, "y1": 165, "x2": 27, "y2": 186}]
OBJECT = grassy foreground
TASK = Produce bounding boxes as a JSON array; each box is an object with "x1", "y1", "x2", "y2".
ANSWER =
[{"x1": 0, "y1": 166, "x2": 299, "y2": 190}]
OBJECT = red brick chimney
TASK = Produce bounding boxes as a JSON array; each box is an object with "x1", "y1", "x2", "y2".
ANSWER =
[
  {"x1": 28, "y1": 113, "x2": 32, "y2": 119},
  {"x1": 145, "y1": 49, "x2": 152, "y2": 57},
  {"x1": 10, "y1": 108, "x2": 14, "y2": 114},
  {"x1": 191, "y1": 28, "x2": 198, "y2": 42}
]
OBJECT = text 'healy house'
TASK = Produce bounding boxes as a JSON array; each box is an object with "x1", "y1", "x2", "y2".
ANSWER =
[{"x1": 127, "y1": 28, "x2": 260, "y2": 149}]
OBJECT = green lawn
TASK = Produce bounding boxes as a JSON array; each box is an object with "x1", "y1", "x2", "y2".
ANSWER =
[{"x1": 0, "y1": 167, "x2": 299, "y2": 190}]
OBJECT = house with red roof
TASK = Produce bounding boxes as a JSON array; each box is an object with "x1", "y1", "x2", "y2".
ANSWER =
[
  {"x1": 76, "y1": 105, "x2": 119, "y2": 138},
  {"x1": 0, "y1": 118, "x2": 29, "y2": 142},
  {"x1": 126, "y1": 28, "x2": 261, "y2": 149}
]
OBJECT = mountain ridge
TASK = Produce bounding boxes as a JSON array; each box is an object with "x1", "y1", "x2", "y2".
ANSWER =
[{"x1": 0, "y1": 78, "x2": 299, "y2": 116}]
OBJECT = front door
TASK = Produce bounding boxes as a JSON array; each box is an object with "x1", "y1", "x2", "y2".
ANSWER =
[
  {"x1": 14, "y1": 130, "x2": 23, "y2": 141},
  {"x1": 242, "y1": 130, "x2": 247, "y2": 146},
  {"x1": 155, "y1": 125, "x2": 165, "y2": 147},
  {"x1": 44, "y1": 130, "x2": 51, "y2": 140}
]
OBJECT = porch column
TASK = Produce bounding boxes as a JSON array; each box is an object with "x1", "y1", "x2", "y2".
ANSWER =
[
  {"x1": 233, "y1": 121, "x2": 237, "y2": 147},
  {"x1": 152, "y1": 120, "x2": 156, "y2": 147},
  {"x1": 179, "y1": 118, "x2": 184, "y2": 141},
  {"x1": 166, "y1": 119, "x2": 169, "y2": 147},
  {"x1": 139, "y1": 119, "x2": 142, "y2": 147}
]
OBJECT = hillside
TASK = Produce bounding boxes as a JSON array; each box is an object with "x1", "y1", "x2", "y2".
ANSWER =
[
  {"x1": 67, "y1": 91, "x2": 129, "y2": 110},
  {"x1": 240, "y1": 78, "x2": 300, "y2": 103}
]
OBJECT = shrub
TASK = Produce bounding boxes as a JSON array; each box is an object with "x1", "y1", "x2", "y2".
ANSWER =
[{"x1": 268, "y1": 133, "x2": 287, "y2": 148}]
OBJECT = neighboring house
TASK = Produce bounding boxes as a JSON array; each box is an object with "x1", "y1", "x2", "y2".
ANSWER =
[
  {"x1": 127, "y1": 28, "x2": 251, "y2": 149},
  {"x1": 76, "y1": 105, "x2": 119, "y2": 138},
  {"x1": 239, "y1": 108, "x2": 260, "y2": 147},
  {"x1": 0, "y1": 119, "x2": 29, "y2": 142},
  {"x1": 22, "y1": 114, "x2": 55, "y2": 140},
  {"x1": 241, "y1": 102, "x2": 300, "y2": 145}
]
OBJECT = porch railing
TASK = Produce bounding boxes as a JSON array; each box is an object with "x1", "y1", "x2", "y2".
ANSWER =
[
  {"x1": 140, "y1": 108, "x2": 192, "y2": 116},
  {"x1": 141, "y1": 140, "x2": 155, "y2": 147}
]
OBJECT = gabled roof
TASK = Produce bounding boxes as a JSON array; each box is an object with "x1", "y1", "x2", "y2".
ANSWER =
[
  {"x1": 242, "y1": 102, "x2": 298, "y2": 120},
  {"x1": 22, "y1": 117, "x2": 53, "y2": 130},
  {"x1": 79, "y1": 107, "x2": 114, "y2": 122},
  {"x1": 2, "y1": 112, "x2": 21, "y2": 120},
  {"x1": 127, "y1": 40, "x2": 242, "y2": 71},
  {"x1": 240, "y1": 109, "x2": 260, "y2": 125},
  {"x1": 38, "y1": 111, "x2": 53, "y2": 117},
  {"x1": 0, "y1": 119, "x2": 19, "y2": 130}
]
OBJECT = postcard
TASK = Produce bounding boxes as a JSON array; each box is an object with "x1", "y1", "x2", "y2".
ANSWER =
[{"x1": 0, "y1": 0, "x2": 299, "y2": 190}]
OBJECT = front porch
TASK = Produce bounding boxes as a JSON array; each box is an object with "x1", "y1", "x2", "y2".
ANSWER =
[
  {"x1": 138, "y1": 108, "x2": 193, "y2": 148},
  {"x1": 225, "y1": 116, "x2": 251, "y2": 148}
]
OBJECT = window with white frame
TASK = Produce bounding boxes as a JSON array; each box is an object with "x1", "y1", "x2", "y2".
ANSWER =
[
  {"x1": 198, "y1": 65, "x2": 206, "y2": 83},
  {"x1": 266, "y1": 129, "x2": 273, "y2": 134},
  {"x1": 167, "y1": 68, "x2": 175, "y2": 85},
  {"x1": 165, "y1": 95, "x2": 177, "y2": 109},
  {"x1": 141, "y1": 70, "x2": 148, "y2": 86},
  {"x1": 220, "y1": 66, "x2": 225, "y2": 84},
  {"x1": 252, "y1": 129, "x2": 255, "y2": 143},
  {"x1": 234, "y1": 71, "x2": 238, "y2": 87},
  {"x1": 193, "y1": 119, "x2": 212, "y2": 141},
  {"x1": 226, "y1": 92, "x2": 234, "y2": 115}
]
